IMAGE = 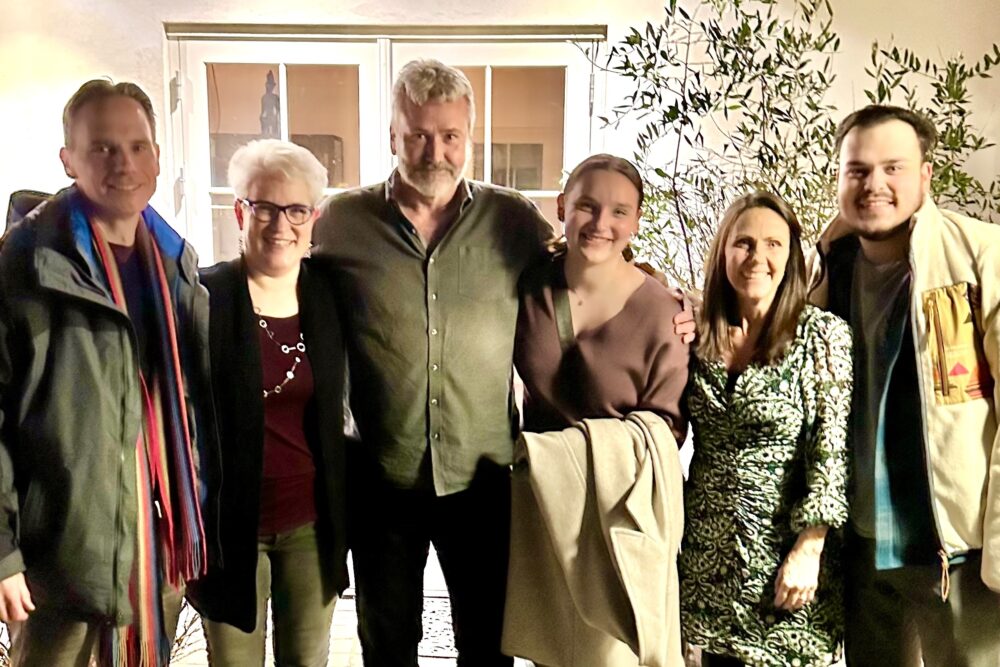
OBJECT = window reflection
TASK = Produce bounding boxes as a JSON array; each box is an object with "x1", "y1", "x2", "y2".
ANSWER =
[
  {"x1": 207, "y1": 63, "x2": 281, "y2": 187},
  {"x1": 287, "y1": 65, "x2": 361, "y2": 188}
]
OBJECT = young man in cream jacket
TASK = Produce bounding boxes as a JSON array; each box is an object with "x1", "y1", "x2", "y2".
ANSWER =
[{"x1": 809, "y1": 104, "x2": 1000, "y2": 666}]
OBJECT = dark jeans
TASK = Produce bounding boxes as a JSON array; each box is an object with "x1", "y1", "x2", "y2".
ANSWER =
[
  {"x1": 351, "y1": 464, "x2": 512, "y2": 667},
  {"x1": 845, "y1": 529, "x2": 1000, "y2": 667}
]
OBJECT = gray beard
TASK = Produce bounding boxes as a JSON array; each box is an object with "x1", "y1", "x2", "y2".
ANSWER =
[{"x1": 400, "y1": 165, "x2": 461, "y2": 199}]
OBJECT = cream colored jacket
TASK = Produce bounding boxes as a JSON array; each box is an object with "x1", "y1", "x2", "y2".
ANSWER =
[
  {"x1": 808, "y1": 197, "x2": 1000, "y2": 592},
  {"x1": 502, "y1": 412, "x2": 684, "y2": 667}
]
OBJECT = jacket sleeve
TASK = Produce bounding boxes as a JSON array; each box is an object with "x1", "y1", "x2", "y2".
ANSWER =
[
  {"x1": 980, "y1": 241, "x2": 1000, "y2": 592},
  {"x1": 0, "y1": 270, "x2": 25, "y2": 582},
  {"x1": 790, "y1": 311, "x2": 853, "y2": 533}
]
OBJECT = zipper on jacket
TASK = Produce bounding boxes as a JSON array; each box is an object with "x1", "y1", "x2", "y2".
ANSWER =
[
  {"x1": 909, "y1": 254, "x2": 950, "y2": 582},
  {"x1": 112, "y1": 321, "x2": 140, "y2": 623},
  {"x1": 112, "y1": 443, "x2": 124, "y2": 620},
  {"x1": 930, "y1": 298, "x2": 950, "y2": 398},
  {"x1": 92, "y1": 300, "x2": 140, "y2": 623}
]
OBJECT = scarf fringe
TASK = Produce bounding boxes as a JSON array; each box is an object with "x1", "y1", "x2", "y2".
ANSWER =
[{"x1": 99, "y1": 627, "x2": 171, "y2": 667}]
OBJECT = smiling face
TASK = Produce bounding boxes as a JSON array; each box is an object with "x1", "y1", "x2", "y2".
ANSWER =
[
  {"x1": 238, "y1": 174, "x2": 317, "y2": 279},
  {"x1": 837, "y1": 119, "x2": 932, "y2": 241},
  {"x1": 560, "y1": 169, "x2": 641, "y2": 267},
  {"x1": 724, "y1": 206, "x2": 791, "y2": 313},
  {"x1": 391, "y1": 95, "x2": 471, "y2": 200},
  {"x1": 59, "y1": 95, "x2": 160, "y2": 226}
]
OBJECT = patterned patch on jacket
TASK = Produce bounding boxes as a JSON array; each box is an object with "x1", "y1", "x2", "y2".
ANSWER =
[{"x1": 922, "y1": 282, "x2": 995, "y2": 405}]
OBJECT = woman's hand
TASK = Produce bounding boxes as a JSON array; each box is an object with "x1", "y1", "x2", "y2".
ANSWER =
[{"x1": 773, "y1": 525, "x2": 828, "y2": 611}]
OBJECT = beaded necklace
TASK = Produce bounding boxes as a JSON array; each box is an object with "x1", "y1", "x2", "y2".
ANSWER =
[{"x1": 256, "y1": 308, "x2": 306, "y2": 398}]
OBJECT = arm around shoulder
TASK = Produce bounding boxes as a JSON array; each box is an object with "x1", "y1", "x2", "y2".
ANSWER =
[{"x1": 641, "y1": 293, "x2": 692, "y2": 442}]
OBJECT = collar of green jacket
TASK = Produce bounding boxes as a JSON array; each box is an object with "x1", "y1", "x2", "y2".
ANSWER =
[{"x1": 15, "y1": 187, "x2": 200, "y2": 306}]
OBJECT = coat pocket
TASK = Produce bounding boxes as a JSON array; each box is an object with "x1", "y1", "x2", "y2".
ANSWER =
[{"x1": 922, "y1": 282, "x2": 994, "y2": 405}]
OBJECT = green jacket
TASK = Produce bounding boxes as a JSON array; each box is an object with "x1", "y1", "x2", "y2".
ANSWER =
[{"x1": 0, "y1": 187, "x2": 220, "y2": 624}]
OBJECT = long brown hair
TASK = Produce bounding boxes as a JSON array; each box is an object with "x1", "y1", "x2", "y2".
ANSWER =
[{"x1": 697, "y1": 191, "x2": 808, "y2": 365}]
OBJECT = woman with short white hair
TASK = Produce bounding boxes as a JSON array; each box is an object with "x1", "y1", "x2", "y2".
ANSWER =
[{"x1": 186, "y1": 139, "x2": 348, "y2": 667}]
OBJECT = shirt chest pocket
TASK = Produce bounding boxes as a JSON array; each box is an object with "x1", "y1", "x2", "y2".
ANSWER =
[
  {"x1": 459, "y1": 246, "x2": 516, "y2": 302},
  {"x1": 922, "y1": 282, "x2": 994, "y2": 405}
]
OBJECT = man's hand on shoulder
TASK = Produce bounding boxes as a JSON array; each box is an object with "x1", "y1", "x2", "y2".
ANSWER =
[
  {"x1": 0, "y1": 572, "x2": 35, "y2": 622},
  {"x1": 669, "y1": 287, "x2": 700, "y2": 345}
]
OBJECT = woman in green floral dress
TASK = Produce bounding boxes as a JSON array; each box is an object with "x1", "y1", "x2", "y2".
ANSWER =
[{"x1": 680, "y1": 192, "x2": 853, "y2": 667}]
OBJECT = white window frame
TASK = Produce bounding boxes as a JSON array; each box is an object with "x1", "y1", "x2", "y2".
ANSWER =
[{"x1": 165, "y1": 25, "x2": 606, "y2": 264}]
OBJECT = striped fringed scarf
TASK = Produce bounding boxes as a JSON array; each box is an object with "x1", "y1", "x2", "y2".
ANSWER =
[{"x1": 88, "y1": 218, "x2": 207, "y2": 667}]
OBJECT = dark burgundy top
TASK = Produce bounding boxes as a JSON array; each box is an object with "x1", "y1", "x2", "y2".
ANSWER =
[
  {"x1": 257, "y1": 314, "x2": 317, "y2": 536},
  {"x1": 514, "y1": 257, "x2": 689, "y2": 440},
  {"x1": 111, "y1": 242, "x2": 154, "y2": 377}
]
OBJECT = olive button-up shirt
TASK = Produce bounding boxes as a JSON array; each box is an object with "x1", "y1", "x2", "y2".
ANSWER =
[{"x1": 313, "y1": 175, "x2": 554, "y2": 495}]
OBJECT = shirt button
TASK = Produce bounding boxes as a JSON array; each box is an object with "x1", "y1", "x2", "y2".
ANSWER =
[
  {"x1": 433, "y1": 432, "x2": 440, "y2": 440},
  {"x1": 429, "y1": 257, "x2": 436, "y2": 265},
  {"x1": 431, "y1": 293, "x2": 438, "y2": 300},
  {"x1": 430, "y1": 328, "x2": 438, "y2": 336},
  {"x1": 431, "y1": 398, "x2": 439, "y2": 406},
  {"x1": 431, "y1": 364, "x2": 439, "y2": 372}
]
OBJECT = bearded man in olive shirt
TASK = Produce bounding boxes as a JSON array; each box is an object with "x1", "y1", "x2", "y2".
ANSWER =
[{"x1": 312, "y1": 59, "x2": 554, "y2": 666}]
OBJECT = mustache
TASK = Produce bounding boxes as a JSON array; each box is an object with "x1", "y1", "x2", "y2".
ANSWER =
[{"x1": 411, "y1": 162, "x2": 459, "y2": 177}]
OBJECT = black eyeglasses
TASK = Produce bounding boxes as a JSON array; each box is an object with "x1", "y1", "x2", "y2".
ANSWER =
[{"x1": 239, "y1": 199, "x2": 315, "y2": 225}]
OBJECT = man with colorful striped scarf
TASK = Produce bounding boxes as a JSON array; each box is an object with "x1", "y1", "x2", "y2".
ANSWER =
[{"x1": 0, "y1": 79, "x2": 219, "y2": 667}]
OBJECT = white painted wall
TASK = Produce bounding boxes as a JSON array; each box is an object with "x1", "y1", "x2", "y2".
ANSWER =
[
  {"x1": 829, "y1": 0, "x2": 1000, "y2": 182},
  {"x1": 1, "y1": 0, "x2": 997, "y2": 229}
]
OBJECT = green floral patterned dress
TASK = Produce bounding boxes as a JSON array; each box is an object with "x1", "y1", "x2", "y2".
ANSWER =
[{"x1": 680, "y1": 305, "x2": 853, "y2": 666}]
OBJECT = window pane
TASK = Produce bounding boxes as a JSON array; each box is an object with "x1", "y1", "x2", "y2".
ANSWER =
[
  {"x1": 287, "y1": 65, "x2": 361, "y2": 188},
  {"x1": 211, "y1": 192, "x2": 239, "y2": 262},
  {"x1": 207, "y1": 63, "x2": 281, "y2": 187},
  {"x1": 456, "y1": 66, "x2": 486, "y2": 181},
  {"x1": 491, "y1": 67, "x2": 565, "y2": 191}
]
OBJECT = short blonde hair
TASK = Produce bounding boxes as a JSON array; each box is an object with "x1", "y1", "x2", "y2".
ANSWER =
[
  {"x1": 227, "y1": 139, "x2": 327, "y2": 205},
  {"x1": 392, "y1": 59, "x2": 476, "y2": 130}
]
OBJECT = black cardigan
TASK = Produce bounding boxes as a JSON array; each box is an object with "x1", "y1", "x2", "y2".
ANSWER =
[{"x1": 187, "y1": 257, "x2": 348, "y2": 631}]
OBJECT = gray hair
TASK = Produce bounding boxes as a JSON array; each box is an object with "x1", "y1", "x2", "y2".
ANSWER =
[
  {"x1": 227, "y1": 139, "x2": 327, "y2": 204},
  {"x1": 392, "y1": 59, "x2": 476, "y2": 130}
]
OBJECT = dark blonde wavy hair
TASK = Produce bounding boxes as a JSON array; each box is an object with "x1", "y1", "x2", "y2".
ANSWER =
[{"x1": 697, "y1": 191, "x2": 808, "y2": 365}]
